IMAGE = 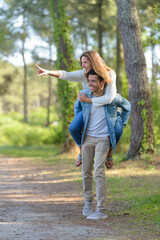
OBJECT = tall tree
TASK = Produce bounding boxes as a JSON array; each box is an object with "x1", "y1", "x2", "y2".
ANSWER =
[
  {"x1": 1, "y1": 0, "x2": 34, "y2": 122},
  {"x1": 117, "y1": 0, "x2": 155, "y2": 158},
  {"x1": 97, "y1": 0, "x2": 103, "y2": 57},
  {"x1": 21, "y1": 19, "x2": 28, "y2": 122},
  {"x1": 30, "y1": 5, "x2": 55, "y2": 126},
  {"x1": 116, "y1": 20, "x2": 123, "y2": 94},
  {"x1": 50, "y1": 0, "x2": 77, "y2": 151},
  {"x1": 67, "y1": 0, "x2": 117, "y2": 60},
  {"x1": 150, "y1": 3, "x2": 160, "y2": 94}
]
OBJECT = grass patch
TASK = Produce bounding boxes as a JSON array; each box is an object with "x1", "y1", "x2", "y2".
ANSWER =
[
  {"x1": 106, "y1": 160, "x2": 160, "y2": 236},
  {"x1": 0, "y1": 145, "x2": 61, "y2": 158}
]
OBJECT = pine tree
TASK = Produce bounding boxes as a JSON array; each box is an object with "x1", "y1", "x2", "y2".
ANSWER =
[{"x1": 117, "y1": 0, "x2": 155, "y2": 158}]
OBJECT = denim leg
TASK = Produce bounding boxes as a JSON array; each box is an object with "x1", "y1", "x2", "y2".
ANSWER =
[
  {"x1": 69, "y1": 111, "x2": 83, "y2": 146},
  {"x1": 115, "y1": 116, "x2": 123, "y2": 144}
]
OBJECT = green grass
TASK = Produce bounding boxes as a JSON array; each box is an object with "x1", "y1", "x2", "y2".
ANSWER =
[
  {"x1": 106, "y1": 165, "x2": 160, "y2": 236},
  {"x1": 0, "y1": 145, "x2": 61, "y2": 158}
]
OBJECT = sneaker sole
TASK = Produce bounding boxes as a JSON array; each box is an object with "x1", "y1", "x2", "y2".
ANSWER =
[{"x1": 87, "y1": 215, "x2": 108, "y2": 220}]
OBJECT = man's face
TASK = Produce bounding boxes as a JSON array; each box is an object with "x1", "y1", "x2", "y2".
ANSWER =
[{"x1": 88, "y1": 74, "x2": 105, "y2": 95}]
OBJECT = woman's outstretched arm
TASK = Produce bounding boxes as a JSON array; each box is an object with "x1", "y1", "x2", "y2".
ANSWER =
[{"x1": 36, "y1": 64, "x2": 60, "y2": 77}]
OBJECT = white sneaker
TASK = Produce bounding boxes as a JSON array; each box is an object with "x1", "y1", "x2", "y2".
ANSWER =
[
  {"x1": 87, "y1": 210, "x2": 108, "y2": 220},
  {"x1": 82, "y1": 199, "x2": 93, "y2": 216}
]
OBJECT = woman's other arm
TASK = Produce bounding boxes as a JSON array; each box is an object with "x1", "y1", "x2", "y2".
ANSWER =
[
  {"x1": 78, "y1": 70, "x2": 117, "y2": 105},
  {"x1": 36, "y1": 64, "x2": 86, "y2": 84}
]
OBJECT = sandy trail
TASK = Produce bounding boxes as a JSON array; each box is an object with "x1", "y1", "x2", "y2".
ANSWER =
[{"x1": 0, "y1": 157, "x2": 157, "y2": 240}]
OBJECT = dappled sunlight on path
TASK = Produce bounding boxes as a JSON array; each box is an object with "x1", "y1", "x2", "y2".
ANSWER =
[
  {"x1": 0, "y1": 157, "x2": 119, "y2": 240},
  {"x1": 0, "y1": 157, "x2": 159, "y2": 240}
]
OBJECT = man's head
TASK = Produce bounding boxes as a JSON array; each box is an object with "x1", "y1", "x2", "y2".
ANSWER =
[{"x1": 87, "y1": 69, "x2": 106, "y2": 96}]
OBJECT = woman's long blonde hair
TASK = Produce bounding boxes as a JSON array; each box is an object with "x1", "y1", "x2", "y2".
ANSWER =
[{"x1": 80, "y1": 50, "x2": 113, "y2": 85}]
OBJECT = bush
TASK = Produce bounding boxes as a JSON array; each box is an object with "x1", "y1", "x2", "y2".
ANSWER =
[
  {"x1": 0, "y1": 113, "x2": 63, "y2": 146},
  {"x1": 28, "y1": 107, "x2": 59, "y2": 126}
]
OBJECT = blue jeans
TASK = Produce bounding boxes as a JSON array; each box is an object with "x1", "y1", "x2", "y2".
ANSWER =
[
  {"x1": 69, "y1": 111, "x2": 123, "y2": 147},
  {"x1": 69, "y1": 111, "x2": 83, "y2": 147},
  {"x1": 115, "y1": 113, "x2": 123, "y2": 143}
]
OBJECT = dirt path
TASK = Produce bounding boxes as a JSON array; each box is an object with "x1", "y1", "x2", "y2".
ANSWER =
[{"x1": 0, "y1": 157, "x2": 157, "y2": 240}]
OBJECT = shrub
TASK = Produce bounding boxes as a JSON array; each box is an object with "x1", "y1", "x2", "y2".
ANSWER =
[
  {"x1": 28, "y1": 106, "x2": 59, "y2": 126},
  {"x1": 0, "y1": 113, "x2": 63, "y2": 146}
]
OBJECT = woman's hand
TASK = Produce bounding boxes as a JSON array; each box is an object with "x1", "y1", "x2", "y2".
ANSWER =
[
  {"x1": 78, "y1": 92, "x2": 92, "y2": 103},
  {"x1": 36, "y1": 64, "x2": 49, "y2": 76}
]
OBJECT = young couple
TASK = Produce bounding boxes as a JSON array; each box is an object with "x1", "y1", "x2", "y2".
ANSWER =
[{"x1": 36, "y1": 50, "x2": 131, "y2": 220}]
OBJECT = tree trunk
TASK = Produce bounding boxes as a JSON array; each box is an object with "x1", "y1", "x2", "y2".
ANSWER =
[
  {"x1": 116, "y1": 20, "x2": 123, "y2": 94},
  {"x1": 22, "y1": 39, "x2": 27, "y2": 123},
  {"x1": 117, "y1": 0, "x2": 155, "y2": 158},
  {"x1": 46, "y1": 42, "x2": 52, "y2": 127},
  {"x1": 84, "y1": 27, "x2": 88, "y2": 50},
  {"x1": 150, "y1": 32, "x2": 157, "y2": 96},
  {"x1": 97, "y1": 0, "x2": 103, "y2": 57}
]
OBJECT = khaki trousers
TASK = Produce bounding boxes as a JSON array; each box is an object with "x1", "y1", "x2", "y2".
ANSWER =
[{"x1": 82, "y1": 134, "x2": 110, "y2": 212}]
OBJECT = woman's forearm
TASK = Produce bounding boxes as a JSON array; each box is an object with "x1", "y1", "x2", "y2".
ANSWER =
[
  {"x1": 48, "y1": 71, "x2": 60, "y2": 78},
  {"x1": 78, "y1": 92, "x2": 92, "y2": 103}
]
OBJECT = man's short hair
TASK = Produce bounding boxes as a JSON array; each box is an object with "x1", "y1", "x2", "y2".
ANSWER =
[{"x1": 87, "y1": 69, "x2": 104, "y2": 82}]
